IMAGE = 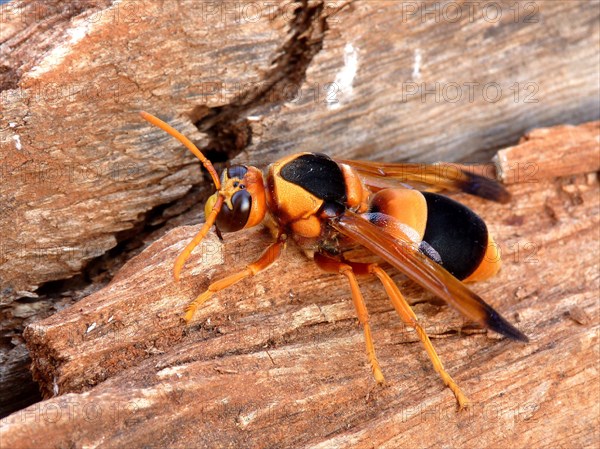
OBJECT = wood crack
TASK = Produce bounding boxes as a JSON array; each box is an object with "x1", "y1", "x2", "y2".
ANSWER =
[{"x1": 188, "y1": 0, "x2": 332, "y2": 162}]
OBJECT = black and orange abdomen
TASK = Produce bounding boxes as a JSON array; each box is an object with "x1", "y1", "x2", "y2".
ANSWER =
[
  {"x1": 369, "y1": 189, "x2": 500, "y2": 281},
  {"x1": 421, "y1": 192, "x2": 500, "y2": 281}
]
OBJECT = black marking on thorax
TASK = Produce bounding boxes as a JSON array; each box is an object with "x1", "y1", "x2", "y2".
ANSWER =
[{"x1": 280, "y1": 153, "x2": 347, "y2": 203}]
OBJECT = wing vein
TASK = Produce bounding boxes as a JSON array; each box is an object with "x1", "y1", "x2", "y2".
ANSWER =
[{"x1": 331, "y1": 211, "x2": 528, "y2": 342}]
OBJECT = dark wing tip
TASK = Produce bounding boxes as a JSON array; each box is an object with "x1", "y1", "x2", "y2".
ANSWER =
[
  {"x1": 461, "y1": 172, "x2": 511, "y2": 204},
  {"x1": 485, "y1": 307, "x2": 529, "y2": 342}
]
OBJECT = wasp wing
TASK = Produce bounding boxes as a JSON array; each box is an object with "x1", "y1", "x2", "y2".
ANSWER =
[
  {"x1": 338, "y1": 159, "x2": 510, "y2": 203},
  {"x1": 331, "y1": 211, "x2": 528, "y2": 342}
]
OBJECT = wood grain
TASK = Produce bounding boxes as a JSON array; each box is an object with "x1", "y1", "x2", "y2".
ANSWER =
[
  {"x1": 1, "y1": 0, "x2": 599, "y2": 299},
  {"x1": 495, "y1": 121, "x2": 600, "y2": 184},
  {"x1": 1, "y1": 0, "x2": 599, "y2": 444},
  {"x1": 1, "y1": 121, "x2": 597, "y2": 448}
]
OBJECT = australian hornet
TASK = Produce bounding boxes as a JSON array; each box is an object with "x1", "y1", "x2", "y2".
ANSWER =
[{"x1": 140, "y1": 111, "x2": 528, "y2": 409}]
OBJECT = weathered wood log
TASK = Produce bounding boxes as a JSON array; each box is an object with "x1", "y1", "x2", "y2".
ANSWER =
[
  {"x1": 1, "y1": 121, "x2": 597, "y2": 448},
  {"x1": 495, "y1": 121, "x2": 600, "y2": 184},
  {"x1": 1, "y1": 0, "x2": 599, "y2": 300},
  {"x1": 6, "y1": 0, "x2": 598, "y2": 418}
]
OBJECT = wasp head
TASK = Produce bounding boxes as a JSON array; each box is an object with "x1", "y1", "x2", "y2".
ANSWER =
[{"x1": 206, "y1": 165, "x2": 266, "y2": 233}]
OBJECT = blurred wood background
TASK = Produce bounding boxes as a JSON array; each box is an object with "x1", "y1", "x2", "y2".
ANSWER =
[{"x1": 1, "y1": 0, "x2": 599, "y2": 447}]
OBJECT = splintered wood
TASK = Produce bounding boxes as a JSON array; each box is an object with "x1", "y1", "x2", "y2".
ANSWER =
[
  {"x1": 2, "y1": 0, "x2": 599, "y2": 419},
  {"x1": 1, "y1": 0, "x2": 599, "y2": 300},
  {"x1": 495, "y1": 122, "x2": 600, "y2": 184},
  {"x1": 1, "y1": 122, "x2": 597, "y2": 448}
]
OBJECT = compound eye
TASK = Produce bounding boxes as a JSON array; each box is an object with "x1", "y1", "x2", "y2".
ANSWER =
[{"x1": 216, "y1": 190, "x2": 251, "y2": 232}]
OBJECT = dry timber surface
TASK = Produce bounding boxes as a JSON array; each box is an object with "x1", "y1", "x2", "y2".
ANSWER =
[
  {"x1": 0, "y1": 0, "x2": 599, "y2": 448},
  {"x1": 4, "y1": 124, "x2": 600, "y2": 449}
]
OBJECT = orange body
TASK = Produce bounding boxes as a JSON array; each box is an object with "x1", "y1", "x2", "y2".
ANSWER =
[
  {"x1": 140, "y1": 111, "x2": 527, "y2": 411},
  {"x1": 265, "y1": 154, "x2": 501, "y2": 283}
]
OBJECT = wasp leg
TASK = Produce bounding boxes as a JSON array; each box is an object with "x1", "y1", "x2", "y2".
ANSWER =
[
  {"x1": 367, "y1": 263, "x2": 471, "y2": 410},
  {"x1": 184, "y1": 240, "x2": 284, "y2": 322},
  {"x1": 314, "y1": 253, "x2": 385, "y2": 384}
]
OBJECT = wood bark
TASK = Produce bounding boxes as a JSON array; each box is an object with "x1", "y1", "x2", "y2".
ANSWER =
[
  {"x1": 0, "y1": 121, "x2": 597, "y2": 448},
  {"x1": 1, "y1": 0, "x2": 599, "y2": 445},
  {"x1": 5, "y1": 0, "x2": 595, "y2": 419},
  {"x1": 1, "y1": 0, "x2": 599, "y2": 298}
]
